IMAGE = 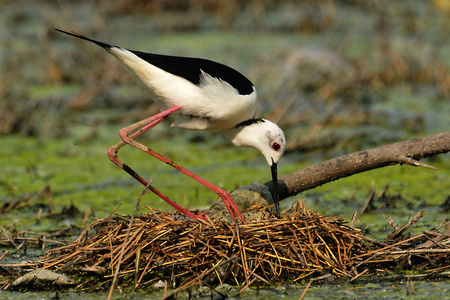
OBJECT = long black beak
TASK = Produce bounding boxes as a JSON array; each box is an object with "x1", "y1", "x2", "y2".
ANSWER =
[{"x1": 270, "y1": 158, "x2": 280, "y2": 217}]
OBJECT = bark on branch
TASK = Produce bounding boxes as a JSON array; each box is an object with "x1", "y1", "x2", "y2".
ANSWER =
[{"x1": 265, "y1": 131, "x2": 450, "y2": 201}]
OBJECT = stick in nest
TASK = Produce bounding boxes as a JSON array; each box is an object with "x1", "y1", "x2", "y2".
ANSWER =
[{"x1": 108, "y1": 178, "x2": 154, "y2": 300}]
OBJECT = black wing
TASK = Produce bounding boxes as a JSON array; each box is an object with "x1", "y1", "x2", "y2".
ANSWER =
[
  {"x1": 55, "y1": 29, "x2": 112, "y2": 49},
  {"x1": 131, "y1": 50, "x2": 254, "y2": 95},
  {"x1": 55, "y1": 28, "x2": 254, "y2": 95}
]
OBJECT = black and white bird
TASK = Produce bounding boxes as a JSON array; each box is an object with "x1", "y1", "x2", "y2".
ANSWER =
[{"x1": 56, "y1": 29, "x2": 286, "y2": 222}]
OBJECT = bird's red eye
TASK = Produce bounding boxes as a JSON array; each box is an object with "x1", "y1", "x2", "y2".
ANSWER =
[{"x1": 272, "y1": 142, "x2": 281, "y2": 151}]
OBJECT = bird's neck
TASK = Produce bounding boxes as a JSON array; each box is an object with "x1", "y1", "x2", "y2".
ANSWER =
[
  {"x1": 222, "y1": 127, "x2": 242, "y2": 146},
  {"x1": 222, "y1": 120, "x2": 264, "y2": 149}
]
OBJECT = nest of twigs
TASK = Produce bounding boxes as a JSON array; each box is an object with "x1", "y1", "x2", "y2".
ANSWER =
[{"x1": 33, "y1": 201, "x2": 449, "y2": 295}]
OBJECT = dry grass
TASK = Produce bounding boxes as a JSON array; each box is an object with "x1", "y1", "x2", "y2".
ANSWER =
[{"x1": 1, "y1": 201, "x2": 440, "y2": 296}]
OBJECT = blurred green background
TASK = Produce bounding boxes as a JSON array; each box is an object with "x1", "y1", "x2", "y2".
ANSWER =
[{"x1": 1, "y1": 0, "x2": 449, "y2": 237}]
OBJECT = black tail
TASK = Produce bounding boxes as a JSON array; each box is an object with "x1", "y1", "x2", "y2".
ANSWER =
[{"x1": 55, "y1": 28, "x2": 113, "y2": 49}]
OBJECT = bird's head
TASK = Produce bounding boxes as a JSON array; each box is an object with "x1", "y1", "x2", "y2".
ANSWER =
[
  {"x1": 255, "y1": 120, "x2": 285, "y2": 214},
  {"x1": 225, "y1": 119, "x2": 285, "y2": 165},
  {"x1": 224, "y1": 119, "x2": 286, "y2": 212},
  {"x1": 258, "y1": 120, "x2": 286, "y2": 167}
]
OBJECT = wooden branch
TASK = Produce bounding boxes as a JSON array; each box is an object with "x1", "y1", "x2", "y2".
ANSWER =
[{"x1": 265, "y1": 131, "x2": 450, "y2": 201}]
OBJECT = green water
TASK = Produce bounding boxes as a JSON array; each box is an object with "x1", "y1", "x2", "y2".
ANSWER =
[
  {"x1": 1, "y1": 132, "x2": 448, "y2": 236},
  {"x1": 1, "y1": 281, "x2": 448, "y2": 299}
]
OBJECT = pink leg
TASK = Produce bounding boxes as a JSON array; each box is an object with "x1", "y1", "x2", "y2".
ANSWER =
[{"x1": 107, "y1": 106, "x2": 244, "y2": 223}]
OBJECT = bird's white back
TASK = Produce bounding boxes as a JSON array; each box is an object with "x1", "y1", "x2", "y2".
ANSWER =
[{"x1": 107, "y1": 47, "x2": 258, "y2": 130}]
